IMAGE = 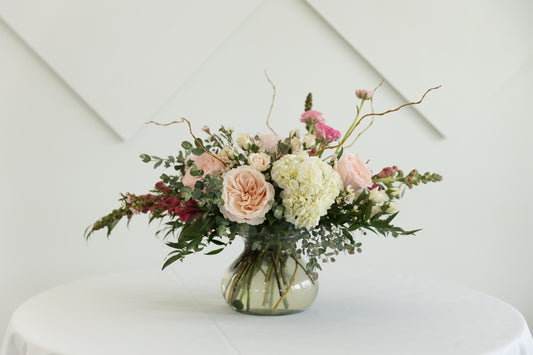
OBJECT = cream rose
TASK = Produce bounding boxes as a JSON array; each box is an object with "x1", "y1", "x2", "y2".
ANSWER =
[
  {"x1": 236, "y1": 133, "x2": 251, "y2": 149},
  {"x1": 220, "y1": 166, "x2": 274, "y2": 225},
  {"x1": 247, "y1": 153, "x2": 271, "y2": 172},
  {"x1": 336, "y1": 153, "x2": 373, "y2": 192}
]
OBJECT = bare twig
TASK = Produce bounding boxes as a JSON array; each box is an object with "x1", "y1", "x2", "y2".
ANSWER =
[
  {"x1": 264, "y1": 70, "x2": 279, "y2": 136},
  {"x1": 344, "y1": 80, "x2": 384, "y2": 149},
  {"x1": 146, "y1": 118, "x2": 226, "y2": 164},
  {"x1": 320, "y1": 85, "x2": 441, "y2": 154}
]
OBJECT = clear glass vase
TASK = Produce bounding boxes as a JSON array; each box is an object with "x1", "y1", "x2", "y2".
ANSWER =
[{"x1": 221, "y1": 233, "x2": 318, "y2": 315}]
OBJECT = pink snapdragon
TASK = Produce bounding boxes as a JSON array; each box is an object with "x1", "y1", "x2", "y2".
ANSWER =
[
  {"x1": 315, "y1": 121, "x2": 341, "y2": 142},
  {"x1": 155, "y1": 181, "x2": 171, "y2": 193},
  {"x1": 374, "y1": 166, "x2": 399, "y2": 179},
  {"x1": 300, "y1": 110, "x2": 324, "y2": 123},
  {"x1": 126, "y1": 184, "x2": 200, "y2": 222}
]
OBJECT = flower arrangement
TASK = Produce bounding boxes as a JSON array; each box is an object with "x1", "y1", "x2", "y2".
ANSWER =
[{"x1": 85, "y1": 80, "x2": 441, "y2": 310}]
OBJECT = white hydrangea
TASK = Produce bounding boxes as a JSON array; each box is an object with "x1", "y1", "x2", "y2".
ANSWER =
[{"x1": 271, "y1": 152, "x2": 342, "y2": 229}]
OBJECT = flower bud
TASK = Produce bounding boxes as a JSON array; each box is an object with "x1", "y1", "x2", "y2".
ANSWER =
[{"x1": 356, "y1": 89, "x2": 373, "y2": 100}]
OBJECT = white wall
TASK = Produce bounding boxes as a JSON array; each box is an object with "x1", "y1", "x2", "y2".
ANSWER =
[{"x1": 1, "y1": 0, "x2": 532, "y2": 340}]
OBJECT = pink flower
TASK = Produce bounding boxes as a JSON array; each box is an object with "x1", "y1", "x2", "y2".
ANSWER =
[
  {"x1": 257, "y1": 134, "x2": 281, "y2": 154},
  {"x1": 220, "y1": 166, "x2": 274, "y2": 225},
  {"x1": 374, "y1": 166, "x2": 398, "y2": 179},
  {"x1": 172, "y1": 200, "x2": 200, "y2": 222},
  {"x1": 356, "y1": 89, "x2": 373, "y2": 100},
  {"x1": 182, "y1": 153, "x2": 226, "y2": 188},
  {"x1": 300, "y1": 110, "x2": 324, "y2": 123},
  {"x1": 156, "y1": 196, "x2": 200, "y2": 222},
  {"x1": 336, "y1": 153, "x2": 373, "y2": 192},
  {"x1": 315, "y1": 121, "x2": 341, "y2": 142}
]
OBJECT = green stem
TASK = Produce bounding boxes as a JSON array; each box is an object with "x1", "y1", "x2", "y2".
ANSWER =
[
  {"x1": 245, "y1": 253, "x2": 259, "y2": 312},
  {"x1": 293, "y1": 256, "x2": 315, "y2": 285},
  {"x1": 271, "y1": 254, "x2": 284, "y2": 299},
  {"x1": 336, "y1": 101, "x2": 364, "y2": 155},
  {"x1": 274, "y1": 254, "x2": 299, "y2": 310}
]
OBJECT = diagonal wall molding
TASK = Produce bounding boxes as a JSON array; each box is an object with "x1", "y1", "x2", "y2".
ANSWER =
[
  {"x1": 306, "y1": 0, "x2": 533, "y2": 138},
  {"x1": 0, "y1": 0, "x2": 262, "y2": 140}
]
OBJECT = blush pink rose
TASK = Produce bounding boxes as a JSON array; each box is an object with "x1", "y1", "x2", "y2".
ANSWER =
[
  {"x1": 257, "y1": 134, "x2": 281, "y2": 154},
  {"x1": 220, "y1": 166, "x2": 274, "y2": 225},
  {"x1": 336, "y1": 153, "x2": 373, "y2": 192},
  {"x1": 182, "y1": 152, "x2": 226, "y2": 188}
]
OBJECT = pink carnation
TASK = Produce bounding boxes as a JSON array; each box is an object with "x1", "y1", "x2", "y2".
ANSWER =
[
  {"x1": 315, "y1": 121, "x2": 341, "y2": 142},
  {"x1": 300, "y1": 110, "x2": 324, "y2": 123},
  {"x1": 182, "y1": 153, "x2": 226, "y2": 188}
]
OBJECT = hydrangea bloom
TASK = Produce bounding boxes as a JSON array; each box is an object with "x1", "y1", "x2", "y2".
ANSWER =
[{"x1": 271, "y1": 152, "x2": 342, "y2": 229}]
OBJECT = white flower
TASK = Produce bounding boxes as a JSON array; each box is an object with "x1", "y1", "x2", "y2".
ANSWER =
[
  {"x1": 369, "y1": 188, "x2": 388, "y2": 204},
  {"x1": 336, "y1": 186, "x2": 360, "y2": 205},
  {"x1": 371, "y1": 205, "x2": 381, "y2": 218},
  {"x1": 247, "y1": 152, "x2": 271, "y2": 172},
  {"x1": 303, "y1": 134, "x2": 316, "y2": 149},
  {"x1": 290, "y1": 137, "x2": 302, "y2": 152},
  {"x1": 236, "y1": 133, "x2": 251, "y2": 149},
  {"x1": 388, "y1": 187, "x2": 400, "y2": 198},
  {"x1": 289, "y1": 128, "x2": 300, "y2": 138},
  {"x1": 271, "y1": 152, "x2": 342, "y2": 229},
  {"x1": 386, "y1": 202, "x2": 399, "y2": 214}
]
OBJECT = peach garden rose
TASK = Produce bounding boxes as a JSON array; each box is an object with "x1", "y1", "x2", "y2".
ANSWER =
[{"x1": 220, "y1": 165, "x2": 274, "y2": 225}]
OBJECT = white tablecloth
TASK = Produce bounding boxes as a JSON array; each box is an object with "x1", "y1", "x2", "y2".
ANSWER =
[{"x1": 2, "y1": 266, "x2": 532, "y2": 355}]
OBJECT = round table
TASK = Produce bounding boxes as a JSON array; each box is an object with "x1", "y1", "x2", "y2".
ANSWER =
[{"x1": 2, "y1": 266, "x2": 532, "y2": 355}]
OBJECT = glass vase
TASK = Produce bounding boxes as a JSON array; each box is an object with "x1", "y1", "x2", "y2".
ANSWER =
[{"x1": 221, "y1": 233, "x2": 318, "y2": 315}]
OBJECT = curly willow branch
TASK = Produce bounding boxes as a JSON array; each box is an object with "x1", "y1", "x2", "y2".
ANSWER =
[
  {"x1": 344, "y1": 80, "x2": 384, "y2": 149},
  {"x1": 264, "y1": 70, "x2": 279, "y2": 136},
  {"x1": 145, "y1": 118, "x2": 226, "y2": 164},
  {"x1": 321, "y1": 85, "x2": 441, "y2": 154}
]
